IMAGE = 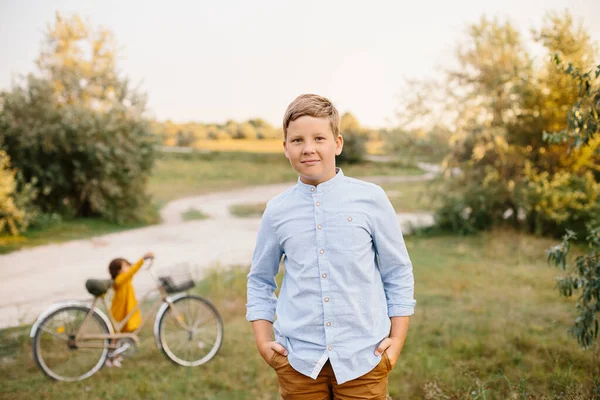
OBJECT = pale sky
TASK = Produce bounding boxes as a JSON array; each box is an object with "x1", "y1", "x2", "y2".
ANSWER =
[{"x1": 1, "y1": 0, "x2": 599, "y2": 128}]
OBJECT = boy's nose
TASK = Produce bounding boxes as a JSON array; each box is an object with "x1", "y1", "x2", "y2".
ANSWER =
[{"x1": 302, "y1": 143, "x2": 316, "y2": 154}]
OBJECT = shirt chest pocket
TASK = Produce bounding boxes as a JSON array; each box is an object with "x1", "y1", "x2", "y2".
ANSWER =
[{"x1": 325, "y1": 212, "x2": 370, "y2": 253}]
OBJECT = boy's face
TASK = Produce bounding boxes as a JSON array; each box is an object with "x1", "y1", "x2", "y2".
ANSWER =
[{"x1": 283, "y1": 116, "x2": 343, "y2": 186}]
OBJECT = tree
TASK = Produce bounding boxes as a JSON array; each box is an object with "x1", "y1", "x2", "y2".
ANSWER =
[
  {"x1": 546, "y1": 60, "x2": 600, "y2": 349},
  {"x1": 340, "y1": 112, "x2": 360, "y2": 133},
  {"x1": 0, "y1": 13, "x2": 158, "y2": 224},
  {"x1": 236, "y1": 122, "x2": 257, "y2": 140},
  {"x1": 337, "y1": 112, "x2": 366, "y2": 164},
  {"x1": 401, "y1": 12, "x2": 600, "y2": 237},
  {"x1": 175, "y1": 130, "x2": 196, "y2": 147}
]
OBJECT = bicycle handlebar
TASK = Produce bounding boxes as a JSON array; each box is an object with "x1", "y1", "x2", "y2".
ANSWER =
[{"x1": 144, "y1": 257, "x2": 155, "y2": 269}]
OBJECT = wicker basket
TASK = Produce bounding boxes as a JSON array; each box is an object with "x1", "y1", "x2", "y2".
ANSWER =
[{"x1": 158, "y1": 264, "x2": 195, "y2": 294}]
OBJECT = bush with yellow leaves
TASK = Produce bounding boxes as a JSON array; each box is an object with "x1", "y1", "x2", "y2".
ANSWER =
[
  {"x1": 0, "y1": 150, "x2": 26, "y2": 235},
  {"x1": 520, "y1": 164, "x2": 600, "y2": 235}
]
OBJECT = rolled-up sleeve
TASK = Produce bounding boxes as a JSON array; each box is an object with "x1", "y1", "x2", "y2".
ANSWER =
[
  {"x1": 246, "y1": 206, "x2": 284, "y2": 322},
  {"x1": 370, "y1": 186, "x2": 416, "y2": 317}
]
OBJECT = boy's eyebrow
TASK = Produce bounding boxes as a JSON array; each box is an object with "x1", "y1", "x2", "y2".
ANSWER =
[{"x1": 287, "y1": 132, "x2": 328, "y2": 140}]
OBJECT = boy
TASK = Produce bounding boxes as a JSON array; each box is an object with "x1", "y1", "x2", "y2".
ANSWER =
[{"x1": 246, "y1": 94, "x2": 416, "y2": 399}]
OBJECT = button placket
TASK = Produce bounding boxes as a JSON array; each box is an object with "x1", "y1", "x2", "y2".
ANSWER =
[{"x1": 313, "y1": 192, "x2": 332, "y2": 349}]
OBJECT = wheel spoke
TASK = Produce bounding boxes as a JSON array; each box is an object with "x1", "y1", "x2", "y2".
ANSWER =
[
  {"x1": 159, "y1": 296, "x2": 223, "y2": 366},
  {"x1": 40, "y1": 326, "x2": 69, "y2": 341},
  {"x1": 34, "y1": 306, "x2": 109, "y2": 381}
]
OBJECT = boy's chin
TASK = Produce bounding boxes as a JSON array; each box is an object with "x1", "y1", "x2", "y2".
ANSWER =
[{"x1": 299, "y1": 172, "x2": 327, "y2": 185}]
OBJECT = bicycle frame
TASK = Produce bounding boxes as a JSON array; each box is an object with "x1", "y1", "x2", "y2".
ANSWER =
[{"x1": 71, "y1": 261, "x2": 190, "y2": 349}]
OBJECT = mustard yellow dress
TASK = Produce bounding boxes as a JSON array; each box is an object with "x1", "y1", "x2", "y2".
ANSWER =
[{"x1": 110, "y1": 258, "x2": 144, "y2": 332}]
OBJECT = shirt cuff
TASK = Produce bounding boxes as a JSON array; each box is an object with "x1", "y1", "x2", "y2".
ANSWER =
[
  {"x1": 246, "y1": 309, "x2": 275, "y2": 323},
  {"x1": 388, "y1": 302, "x2": 416, "y2": 317}
]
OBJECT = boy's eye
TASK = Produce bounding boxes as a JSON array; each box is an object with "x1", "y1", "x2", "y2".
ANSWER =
[
  {"x1": 292, "y1": 138, "x2": 302, "y2": 143},
  {"x1": 316, "y1": 137, "x2": 325, "y2": 141}
]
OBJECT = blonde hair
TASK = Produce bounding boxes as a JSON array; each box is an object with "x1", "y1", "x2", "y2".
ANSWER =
[{"x1": 282, "y1": 94, "x2": 340, "y2": 140}]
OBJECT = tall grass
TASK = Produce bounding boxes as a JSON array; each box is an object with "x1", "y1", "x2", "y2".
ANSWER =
[{"x1": 2, "y1": 230, "x2": 598, "y2": 399}]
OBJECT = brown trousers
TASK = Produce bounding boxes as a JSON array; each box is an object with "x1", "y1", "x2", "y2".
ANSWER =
[{"x1": 269, "y1": 352, "x2": 392, "y2": 400}]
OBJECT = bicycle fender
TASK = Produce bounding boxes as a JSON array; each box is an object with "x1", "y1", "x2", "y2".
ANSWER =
[
  {"x1": 30, "y1": 300, "x2": 114, "y2": 338},
  {"x1": 153, "y1": 293, "x2": 188, "y2": 349}
]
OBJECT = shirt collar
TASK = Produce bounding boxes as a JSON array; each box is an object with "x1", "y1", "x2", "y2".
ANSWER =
[{"x1": 296, "y1": 168, "x2": 344, "y2": 194}]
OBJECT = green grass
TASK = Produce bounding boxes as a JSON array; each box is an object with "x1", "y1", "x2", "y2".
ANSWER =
[
  {"x1": 2, "y1": 230, "x2": 598, "y2": 399},
  {"x1": 226, "y1": 179, "x2": 435, "y2": 218},
  {"x1": 229, "y1": 203, "x2": 266, "y2": 218},
  {"x1": 381, "y1": 180, "x2": 439, "y2": 213},
  {"x1": 0, "y1": 218, "x2": 149, "y2": 255},
  {"x1": 147, "y1": 151, "x2": 423, "y2": 203},
  {"x1": 181, "y1": 208, "x2": 210, "y2": 221}
]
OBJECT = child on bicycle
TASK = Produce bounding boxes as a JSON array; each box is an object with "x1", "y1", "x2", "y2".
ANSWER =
[{"x1": 106, "y1": 251, "x2": 154, "y2": 367}]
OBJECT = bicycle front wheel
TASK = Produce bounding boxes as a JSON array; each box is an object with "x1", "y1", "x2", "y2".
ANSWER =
[
  {"x1": 32, "y1": 305, "x2": 110, "y2": 381},
  {"x1": 158, "y1": 295, "x2": 223, "y2": 367}
]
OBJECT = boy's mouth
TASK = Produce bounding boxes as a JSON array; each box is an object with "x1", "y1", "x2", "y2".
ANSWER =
[{"x1": 301, "y1": 159, "x2": 320, "y2": 165}]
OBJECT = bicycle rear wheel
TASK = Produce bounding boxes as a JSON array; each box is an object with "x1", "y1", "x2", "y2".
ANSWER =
[
  {"x1": 157, "y1": 295, "x2": 223, "y2": 366},
  {"x1": 32, "y1": 305, "x2": 110, "y2": 381}
]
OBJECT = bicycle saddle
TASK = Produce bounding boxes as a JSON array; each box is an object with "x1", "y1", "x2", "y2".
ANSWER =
[{"x1": 85, "y1": 279, "x2": 114, "y2": 296}]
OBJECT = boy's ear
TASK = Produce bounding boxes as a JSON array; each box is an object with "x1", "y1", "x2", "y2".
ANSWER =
[
  {"x1": 283, "y1": 140, "x2": 290, "y2": 159},
  {"x1": 335, "y1": 134, "x2": 344, "y2": 156}
]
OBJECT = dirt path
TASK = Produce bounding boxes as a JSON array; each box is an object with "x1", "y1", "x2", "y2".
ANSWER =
[{"x1": 0, "y1": 173, "x2": 435, "y2": 328}]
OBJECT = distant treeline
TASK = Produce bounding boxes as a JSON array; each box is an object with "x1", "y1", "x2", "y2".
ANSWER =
[{"x1": 154, "y1": 112, "x2": 382, "y2": 147}]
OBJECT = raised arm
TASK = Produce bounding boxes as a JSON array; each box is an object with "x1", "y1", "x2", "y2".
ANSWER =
[{"x1": 114, "y1": 258, "x2": 145, "y2": 287}]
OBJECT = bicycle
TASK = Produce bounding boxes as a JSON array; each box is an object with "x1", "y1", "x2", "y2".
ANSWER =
[{"x1": 29, "y1": 258, "x2": 224, "y2": 382}]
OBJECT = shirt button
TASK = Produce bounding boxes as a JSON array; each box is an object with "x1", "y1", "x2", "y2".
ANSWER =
[
  {"x1": 319, "y1": 249, "x2": 324, "y2": 254},
  {"x1": 322, "y1": 273, "x2": 327, "y2": 278},
  {"x1": 310, "y1": 187, "x2": 315, "y2": 192},
  {"x1": 324, "y1": 297, "x2": 329, "y2": 302},
  {"x1": 348, "y1": 216, "x2": 352, "y2": 222},
  {"x1": 326, "y1": 322, "x2": 331, "y2": 327},
  {"x1": 316, "y1": 202, "x2": 321, "y2": 207},
  {"x1": 328, "y1": 346, "x2": 332, "y2": 351},
  {"x1": 317, "y1": 224, "x2": 322, "y2": 229}
]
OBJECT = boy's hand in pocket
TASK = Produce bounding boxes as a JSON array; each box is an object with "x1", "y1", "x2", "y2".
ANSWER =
[{"x1": 257, "y1": 340, "x2": 288, "y2": 364}]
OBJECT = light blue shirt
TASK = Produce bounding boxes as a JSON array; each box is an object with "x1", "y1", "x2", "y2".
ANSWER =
[{"x1": 246, "y1": 169, "x2": 416, "y2": 384}]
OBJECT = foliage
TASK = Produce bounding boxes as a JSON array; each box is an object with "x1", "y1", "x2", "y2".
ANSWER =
[
  {"x1": 0, "y1": 151, "x2": 26, "y2": 235},
  {"x1": 396, "y1": 12, "x2": 600, "y2": 349},
  {"x1": 383, "y1": 125, "x2": 451, "y2": 163},
  {"x1": 158, "y1": 118, "x2": 282, "y2": 145},
  {"x1": 175, "y1": 130, "x2": 196, "y2": 147},
  {"x1": 544, "y1": 59, "x2": 600, "y2": 150},
  {"x1": 337, "y1": 112, "x2": 367, "y2": 164},
  {"x1": 547, "y1": 227, "x2": 600, "y2": 348},
  {"x1": 0, "y1": 13, "x2": 159, "y2": 225},
  {"x1": 520, "y1": 166, "x2": 600, "y2": 235},
  {"x1": 400, "y1": 12, "x2": 599, "y2": 238},
  {"x1": 545, "y1": 56, "x2": 600, "y2": 348}
]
